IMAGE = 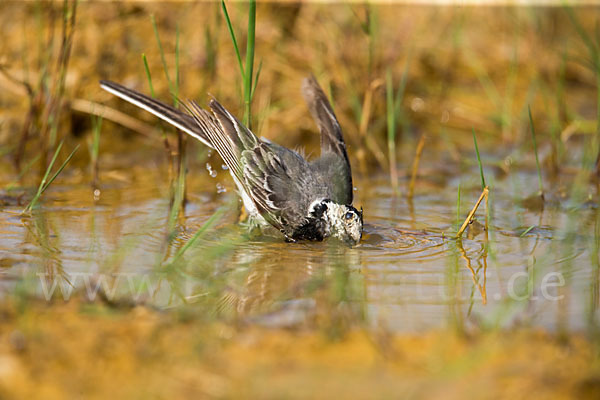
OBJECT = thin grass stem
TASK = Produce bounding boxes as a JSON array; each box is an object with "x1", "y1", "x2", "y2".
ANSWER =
[
  {"x1": 528, "y1": 105, "x2": 544, "y2": 197},
  {"x1": 169, "y1": 207, "x2": 228, "y2": 266},
  {"x1": 151, "y1": 15, "x2": 174, "y2": 95},
  {"x1": 90, "y1": 114, "x2": 102, "y2": 189},
  {"x1": 143, "y1": 32, "x2": 173, "y2": 181},
  {"x1": 243, "y1": 0, "x2": 256, "y2": 129},
  {"x1": 174, "y1": 22, "x2": 186, "y2": 213},
  {"x1": 520, "y1": 225, "x2": 536, "y2": 237},
  {"x1": 408, "y1": 134, "x2": 426, "y2": 199},
  {"x1": 221, "y1": 0, "x2": 245, "y2": 80},
  {"x1": 456, "y1": 183, "x2": 461, "y2": 228},
  {"x1": 23, "y1": 141, "x2": 79, "y2": 213},
  {"x1": 175, "y1": 24, "x2": 180, "y2": 106},
  {"x1": 472, "y1": 128, "x2": 486, "y2": 189},
  {"x1": 386, "y1": 68, "x2": 398, "y2": 191},
  {"x1": 167, "y1": 158, "x2": 186, "y2": 240},
  {"x1": 141, "y1": 53, "x2": 155, "y2": 97},
  {"x1": 251, "y1": 59, "x2": 263, "y2": 100}
]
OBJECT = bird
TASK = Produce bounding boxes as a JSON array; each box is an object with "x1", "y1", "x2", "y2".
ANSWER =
[{"x1": 99, "y1": 76, "x2": 363, "y2": 245}]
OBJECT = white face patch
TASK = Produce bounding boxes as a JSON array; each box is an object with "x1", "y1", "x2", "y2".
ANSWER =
[
  {"x1": 319, "y1": 201, "x2": 363, "y2": 245},
  {"x1": 323, "y1": 202, "x2": 347, "y2": 237}
]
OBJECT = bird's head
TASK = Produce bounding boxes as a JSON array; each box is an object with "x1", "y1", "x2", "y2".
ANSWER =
[{"x1": 311, "y1": 199, "x2": 363, "y2": 245}]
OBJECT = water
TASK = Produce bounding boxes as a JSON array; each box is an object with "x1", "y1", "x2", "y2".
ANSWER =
[{"x1": 1, "y1": 153, "x2": 597, "y2": 333}]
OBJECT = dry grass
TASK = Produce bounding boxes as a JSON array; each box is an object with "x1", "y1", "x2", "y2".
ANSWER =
[{"x1": 1, "y1": 3, "x2": 598, "y2": 174}]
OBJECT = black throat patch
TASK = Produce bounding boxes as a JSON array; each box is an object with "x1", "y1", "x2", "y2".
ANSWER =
[{"x1": 291, "y1": 200, "x2": 330, "y2": 242}]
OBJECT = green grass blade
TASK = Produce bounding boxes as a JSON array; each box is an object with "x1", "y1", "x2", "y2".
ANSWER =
[
  {"x1": 472, "y1": 128, "x2": 486, "y2": 189},
  {"x1": 528, "y1": 105, "x2": 544, "y2": 196},
  {"x1": 456, "y1": 182, "x2": 461, "y2": 229},
  {"x1": 386, "y1": 68, "x2": 396, "y2": 148},
  {"x1": 91, "y1": 115, "x2": 102, "y2": 160},
  {"x1": 141, "y1": 53, "x2": 155, "y2": 97},
  {"x1": 169, "y1": 207, "x2": 228, "y2": 265},
  {"x1": 151, "y1": 14, "x2": 174, "y2": 95},
  {"x1": 386, "y1": 68, "x2": 399, "y2": 190},
  {"x1": 174, "y1": 23, "x2": 180, "y2": 107},
  {"x1": 221, "y1": 0, "x2": 245, "y2": 80},
  {"x1": 167, "y1": 158, "x2": 186, "y2": 239},
  {"x1": 23, "y1": 142, "x2": 79, "y2": 213},
  {"x1": 90, "y1": 114, "x2": 102, "y2": 188},
  {"x1": 250, "y1": 58, "x2": 263, "y2": 101},
  {"x1": 520, "y1": 225, "x2": 536, "y2": 237},
  {"x1": 26, "y1": 140, "x2": 65, "y2": 212},
  {"x1": 142, "y1": 51, "x2": 170, "y2": 150},
  {"x1": 41, "y1": 145, "x2": 79, "y2": 193},
  {"x1": 244, "y1": 0, "x2": 256, "y2": 129}
]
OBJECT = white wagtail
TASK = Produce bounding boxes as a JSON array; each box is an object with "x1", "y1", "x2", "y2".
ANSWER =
[{"x1": 100, "y1": 76, "x2": 363, "y2": 245}]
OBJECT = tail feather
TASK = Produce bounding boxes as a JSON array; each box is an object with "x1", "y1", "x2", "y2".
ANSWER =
[{"x1": 99, "y1": 80, "x2": 212, "y2": 148}]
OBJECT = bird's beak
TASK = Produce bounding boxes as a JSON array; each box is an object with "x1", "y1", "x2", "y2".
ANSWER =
[{"x1": 346, "y1": 231, "x2": 362, "y2": 246}]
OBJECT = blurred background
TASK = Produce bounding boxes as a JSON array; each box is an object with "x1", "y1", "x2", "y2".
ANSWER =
[{"x1": 2, "y1": 2, "x2": 598, "y2": 174}]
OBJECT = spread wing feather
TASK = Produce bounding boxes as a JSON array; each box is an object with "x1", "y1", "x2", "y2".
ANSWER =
[
  {"x1": 187, "y1": 99, "x2": 312, "y2": 235},
  {"x1": 242, "y1": 144, "x2": 312, "y2": 233},
  {"x1": 301, "y1": 75, "x2": 353, "y2": 204}
]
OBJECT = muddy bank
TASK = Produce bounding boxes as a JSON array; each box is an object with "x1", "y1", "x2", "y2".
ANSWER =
[{"x1": 0, "y1": 299, "x2": 598, "y2": 399}]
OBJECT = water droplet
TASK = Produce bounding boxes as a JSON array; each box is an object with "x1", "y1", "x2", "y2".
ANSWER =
[
  {"x1": 206, "y1": 163, "x2": 217, "y2": 178},
  {"x1": 93, "y1": 189, "x2": 101, "y2": 200},
  {"x1": 353, "y1": 187, "x2": 358, "y2": 191},
  {"x1": 221, "y1": 164, "x2": 229, "y2": 170},
  {"x1": 216, "y1": 183, "x2": 227, "y2": 194}
]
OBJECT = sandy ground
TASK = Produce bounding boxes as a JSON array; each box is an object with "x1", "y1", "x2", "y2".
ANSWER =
[{"x1": 0, "y1": 298, "x2": 598, "y2": 400}]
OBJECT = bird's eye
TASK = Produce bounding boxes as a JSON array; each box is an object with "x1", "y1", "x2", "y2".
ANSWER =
[{"x1": 345, "y1": 211, "x2": 354, "y2": 220}]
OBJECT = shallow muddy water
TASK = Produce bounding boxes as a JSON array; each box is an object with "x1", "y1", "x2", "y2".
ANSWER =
[{"x1": 1, "y1": 148, "x2": 597, "y2": 334}]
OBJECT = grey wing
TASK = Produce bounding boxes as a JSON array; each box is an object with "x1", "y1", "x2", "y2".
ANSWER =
[
  {"x1": 99, "y1": 80, "x2": 213, "y2": 148},
  {"x1": 301, "y1": 75, "x2": 353, "y2": 204},
  {"x1": 188, "y1": 99, "x2": 311, "y2": 235},
  {"x1": 309, "y1": 153, "x2": 353, "y2": 205},
  {"x1": 242, "y1": 143, "x2": 313, "y2": 234}
]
